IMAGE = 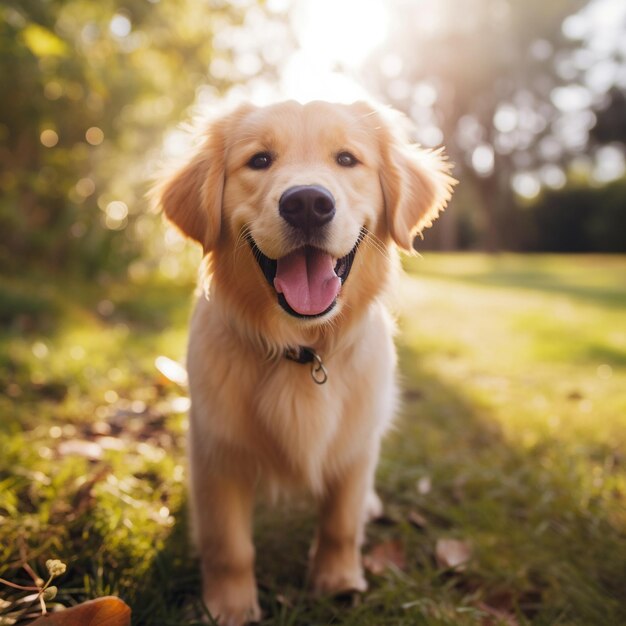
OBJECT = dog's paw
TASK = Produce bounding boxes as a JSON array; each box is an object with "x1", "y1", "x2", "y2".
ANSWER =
[
  {"x1": 203, "y1": 598, "x2": 261, "y2": 626},
  {"x1": 310, "y1": 564, "x2": 368, "y2": 596},
  {"x1": 202, "y1": 578, "x2": 261, "y2": 626},
  {"x1": 309, "y1": 545, "x2": 368, "y2": 596}
]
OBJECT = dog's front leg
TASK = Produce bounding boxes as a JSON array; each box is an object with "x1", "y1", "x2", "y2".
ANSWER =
[
  {"x1": 190, "y1": 449, "x2": 260, "y2": 626},
  {"x1": 309, "y1": 453, "x2": 376, "y2": 595}
]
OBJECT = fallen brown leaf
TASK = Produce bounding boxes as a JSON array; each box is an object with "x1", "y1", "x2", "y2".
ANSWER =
[
  {"x1": 435, "y1": 538, "x2": 472, "y2": 571},
  {"x1": 363, "y1": 539, "x2": 407, "y2": 575},
  {"x1": 29, "y1": 596, "x2": 130, "y2": 626}
]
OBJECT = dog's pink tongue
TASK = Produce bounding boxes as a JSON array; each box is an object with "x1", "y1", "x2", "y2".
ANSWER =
[{"x1": 274, "y1": 248, "x2": 340, "y2": 316}]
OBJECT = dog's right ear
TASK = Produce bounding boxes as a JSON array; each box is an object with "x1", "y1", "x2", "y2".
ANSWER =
[
  {"x1": 158, "y1": 140, "x2": 222, "y2": 252},
  {"x1": 155, "y1": 130, "x2": 224, "y2": 252},
  {"x1": 154, "y1": 106, "x2": 250, "y2": 252}
]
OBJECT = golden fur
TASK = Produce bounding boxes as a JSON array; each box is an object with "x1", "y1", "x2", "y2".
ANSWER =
[{"x1": 157, "y1": 100, "x2": 454, "y2": 626}]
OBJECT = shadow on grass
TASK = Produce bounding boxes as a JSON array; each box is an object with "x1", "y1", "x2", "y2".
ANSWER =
[
  {"x1": 0, "y1": 271, "x2": 196, "y2": 411},
  {"x1": 390, "y1": 344, "x2": 625, "y2": 626},
  {"x1": 129, "y1": 504, "x2": 205, "y2": 626},
  {"x1": 450, "y1": 272, "x2": 625, "y2": 308},
  {"x1": 583, "y1": 343, "x2": 626, "y2": 367},
  {"x1": 129, "y1": 343, "x2": 625, "y2": 625},
  {"x1": 0, "y1": 270, "x2": 196, "y2": 337}
]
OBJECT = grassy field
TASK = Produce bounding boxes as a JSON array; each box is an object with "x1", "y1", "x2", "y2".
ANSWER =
[{"x1": 1, "y1": 254, "x2": 625, "y2": 625}]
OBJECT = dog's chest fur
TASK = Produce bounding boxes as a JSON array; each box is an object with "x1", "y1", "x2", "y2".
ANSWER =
[{"x1": 186, "y1": 296, "x2": 397, "y2": 493}]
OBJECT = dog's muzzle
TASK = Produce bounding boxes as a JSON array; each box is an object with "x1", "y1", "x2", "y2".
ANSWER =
[{"x1": 248, "y1": 228, "x2": 366, "y2": 319}]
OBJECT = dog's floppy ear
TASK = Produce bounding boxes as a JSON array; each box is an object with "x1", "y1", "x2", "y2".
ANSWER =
[
  {"x1": 376, "y1": 109, "x2": 456, "y2": 252},
  {"x1": 155, "y1": 106, "x2": 250, "y2": 252}
]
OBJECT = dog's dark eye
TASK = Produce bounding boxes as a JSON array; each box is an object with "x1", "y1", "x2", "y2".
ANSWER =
[
  {"x1": 248, "y1": 152, "x2": 273, "y2": 170},
  {"x1": 336, "y1": 151, "x2": 359, "y2": 167}
]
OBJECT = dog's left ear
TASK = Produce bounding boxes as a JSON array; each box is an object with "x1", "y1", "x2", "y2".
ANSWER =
[{"x1": 374, "y1": 108, "x2": 456, "y2": 252}]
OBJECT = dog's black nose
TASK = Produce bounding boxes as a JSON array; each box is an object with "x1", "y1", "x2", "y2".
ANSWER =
[{"x1": 279, "y1": 185, "x2": 335, "y2": 231}]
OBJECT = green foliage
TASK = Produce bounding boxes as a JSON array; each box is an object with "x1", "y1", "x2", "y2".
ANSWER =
[
  {"x1": 0, "y1": 0, "x2": 245, "y2": 276},
  {"x1": 523, "y1": 178, "x2": 626, "y2": 252},
  {"x1": 1, "y1": 256, "x2": 625, "y2": 624}
]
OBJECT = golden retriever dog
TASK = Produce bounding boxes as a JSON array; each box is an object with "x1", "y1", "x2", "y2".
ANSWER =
[{"x1": 157, "y1": 100, "x2": 454, "y2": 625}]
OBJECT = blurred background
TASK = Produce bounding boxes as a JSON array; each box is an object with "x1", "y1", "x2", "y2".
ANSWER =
[{"x1": 1, "y1": 0, "x2": 625, "y2": 282}]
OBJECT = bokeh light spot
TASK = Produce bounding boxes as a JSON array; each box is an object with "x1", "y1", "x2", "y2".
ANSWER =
[
  {"x1": 44, "y1": 81, "x2": 62, "y2": 100},
  {"x1": 104, "y1": 389, "x2": 119, "y2": 403},
  {"x1": 110, "y1": 13, "x2": 131, "y2": 38},
  {"x1": 40, "y1": 129, "x2": 58, "y2": 147},
  {"x1": 540, "y1": 165, "x2": 566, "y2": 189},
  {"x1": 471, "y1": 144, "x2": 495, "y2": 177},
  {"x1": 32, "y1": 341, "x2": 49, "y2": 359},
  {"x1": 75, "y1": 177, "x2": 96, "y2": 198},
  {"x1": 106, "y1": 201, "x2": 128, "y2": 221},
  {"x1": 512, "y1": 172, "x2": 541, "y2": 199},
  {"x1": 86, "y1": 126, "x2": 104, "y2": 145},
  {"x1": 493, "y1": 104, "x2": 518, "y2": 133},
  {"x1": 105, "y1": 200, "x2": 129, "y2": 230}
]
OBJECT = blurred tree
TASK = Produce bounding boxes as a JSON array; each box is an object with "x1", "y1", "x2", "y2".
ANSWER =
[
  {"x1": 521, "y1": 178, "x2": 626, "y2": 252},
  {"x1": 592, "y1": 87, "x2": 626, "y2": 144},
  {"x1": 0, "y1": 0, "x2": 251, "y2": 276},
  {"x1": 362, "y1": 0, "x2": 625, "y2": 251}
]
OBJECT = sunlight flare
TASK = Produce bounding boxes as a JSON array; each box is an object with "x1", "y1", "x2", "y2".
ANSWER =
[
  {"x1": 292, "y1": 0, "x2": 390, "y2": 68},
  {"x1": 282, "y1": 0, "x2": 390, "y2": 101}
]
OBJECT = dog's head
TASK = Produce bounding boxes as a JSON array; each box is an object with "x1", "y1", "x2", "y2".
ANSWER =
[{"x1": 158, "y1": 101, "x2": 454, "y2": 324}]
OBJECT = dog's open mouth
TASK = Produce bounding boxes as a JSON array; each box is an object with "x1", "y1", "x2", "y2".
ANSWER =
[{"x1": 248, "y1": 229, "x2": 365, "y2": 318}]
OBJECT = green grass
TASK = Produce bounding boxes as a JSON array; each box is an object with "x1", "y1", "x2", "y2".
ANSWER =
[{"x1": 1, "y1": 254, "x2": 625, "y2": 625}]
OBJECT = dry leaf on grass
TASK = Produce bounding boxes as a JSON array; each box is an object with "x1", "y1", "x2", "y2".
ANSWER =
[
  {"x1": 435, "y1": 538, "x2": 472, "y2": 570},
  {"x1": 28, "y1": 596, "x2": 130, "y2": 626},
  {"x1": 363, "y1": 539, "x2": 407, "y2": 575}
]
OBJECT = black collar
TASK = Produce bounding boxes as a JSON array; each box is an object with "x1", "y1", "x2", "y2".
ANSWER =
[
  {"x1": 284, "y1": 346, "x2": 328, "y2": 384},
  {"x1": 284, "y1": 346, "x2": 317, "y2": 364}
]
